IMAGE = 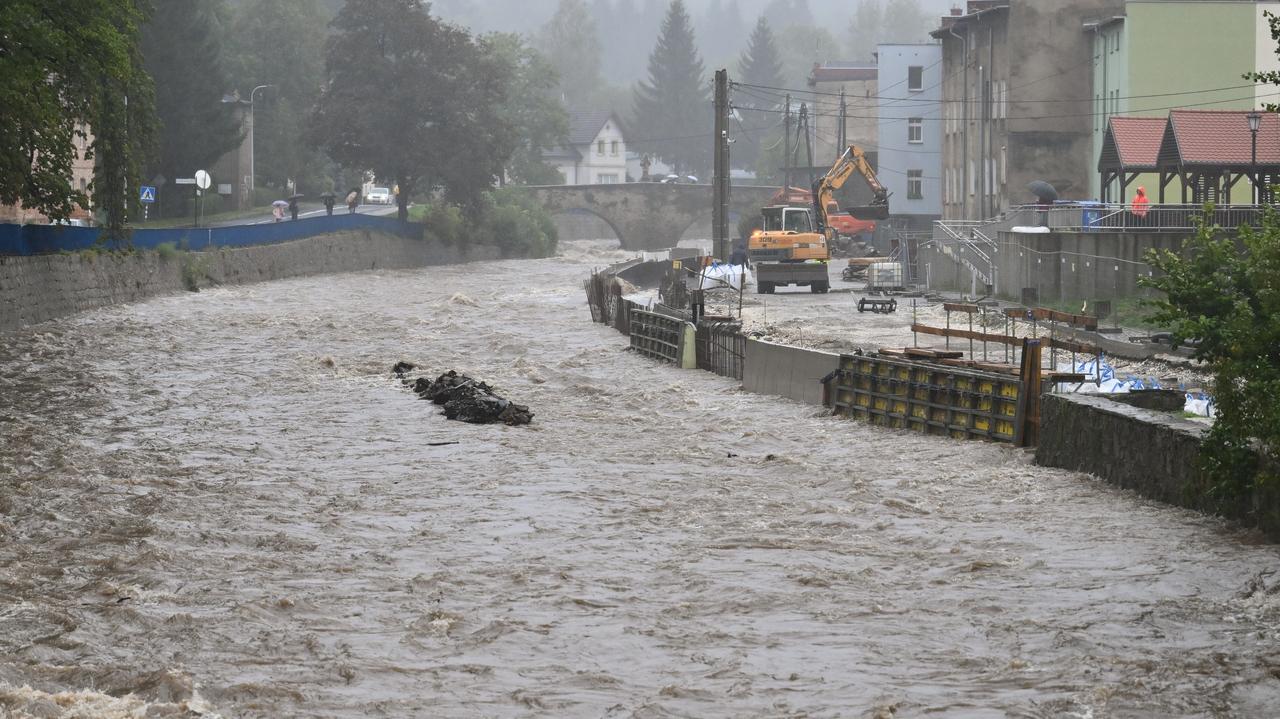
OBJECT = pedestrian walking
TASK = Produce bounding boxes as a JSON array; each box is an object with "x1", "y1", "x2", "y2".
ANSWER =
[
  {"x1": 323, "y1": 194, "x2": 335, "y2": 216},
  {"x1": 346, "y1": 190, "x2": 359, "y2": 214},
  {"x1": 272, "y1": 204, "x2": 284, "y2": 222},
  {"x1": 288, "y1": 197, "x2": 299, "y2": 221}
]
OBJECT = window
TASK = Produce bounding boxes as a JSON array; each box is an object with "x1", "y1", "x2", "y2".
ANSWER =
[
  {"x1": 969, "y1": 160, "x2": 976, "y2": 196},
  {"x1": 907, "y1": 170, "x2": 923, "y2": 200},
  {"x1": 597, "y1": 140, "x2": 605, "y2": 156},
  {"x1": 908, "y1": 65, "x2": 924, "y2": 92},
  {"x1": 908, "y1": 117, "x2": 923, "y2": 144},
  {"x1": 610, "y1": 140, "x2": 618, "y2": 156},
  {"x1": 597, "y1": 173, "x2": 619, "y2": 184}
]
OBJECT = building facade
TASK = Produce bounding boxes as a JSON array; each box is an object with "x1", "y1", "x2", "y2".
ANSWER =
[
  {"x1": 545, "y1": 111, "x2": 628, "y2": 185},
  {"x1": 0, "y1": 125, "x2": 95, "y2": 225},
  {"x1": 807, "y1": 63, "x2": 879, "y2": 167},
  {"x1": 876, "y1": 44, "x2": 944, "y2": 227},
  {"x1": 1088, "y1": 0, "x2": 1280, "y2": 199},
  {"x1": 934, "y1": 0, "x2": 1124, "y2": 220}
]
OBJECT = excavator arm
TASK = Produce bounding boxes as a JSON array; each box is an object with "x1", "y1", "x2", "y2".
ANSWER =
[{"x1": 812, "y1": 145, "x2": 890, "y2": 235}]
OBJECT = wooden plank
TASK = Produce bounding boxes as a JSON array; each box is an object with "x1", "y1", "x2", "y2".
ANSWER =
[
  {"x1": 1044, "y1": 372, "x2": 1088, "y2": 383},
  {"x1": 943, "y1": 302, "x2": 980, "y2": 314}
]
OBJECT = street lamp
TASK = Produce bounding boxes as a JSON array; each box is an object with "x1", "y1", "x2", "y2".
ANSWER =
[
  {"x1": 247, "y1": 84, "x2": 273, "y2": 197},
  {"x1": 1248, "y1": 111, "x2": 1261, "y2": 205}
]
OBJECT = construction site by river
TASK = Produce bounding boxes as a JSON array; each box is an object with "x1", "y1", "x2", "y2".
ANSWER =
[{"x1": 1, "y1": 241, "x2": 1278, "y2": 717}]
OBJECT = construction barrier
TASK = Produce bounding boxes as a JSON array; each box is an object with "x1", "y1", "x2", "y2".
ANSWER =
[
  {"x1": 696, "y1": 320, "x2": 745, "y2": 380},
  {"x1": 629, "y1": 310, "x2": 696, "y2": 368},
  {"x1": 827, "y1": 352, "x2": 1024, "y2": 443}
]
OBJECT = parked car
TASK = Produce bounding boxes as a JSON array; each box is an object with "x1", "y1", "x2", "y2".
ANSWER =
[{"x1": 365, "y1": 187, "x2": 392, "y2": 204}]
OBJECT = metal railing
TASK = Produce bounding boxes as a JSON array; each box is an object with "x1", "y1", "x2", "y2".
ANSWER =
[
  {"x1": 934, "y1": 220, "x2": 997, "y2": 295},
  {"x1": 1005, "y1": 203, "x2": 1267, "y2": 233}
]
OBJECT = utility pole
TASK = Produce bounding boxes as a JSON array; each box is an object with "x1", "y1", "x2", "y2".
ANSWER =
[
  {"x1": 799, "y1": 103, "x2": 815, "y2": 190},
  {"x1": 838, "y1": 88, "x2": 847, "y2": 156},
  {"x1": 713, "y1": 69, "x2": 731, "y2": 260},
  {"x1": 783, "y1": 93, "x2": 792, "y2": 190}
]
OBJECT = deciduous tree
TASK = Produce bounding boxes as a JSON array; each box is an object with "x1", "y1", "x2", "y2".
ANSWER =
[
  {"x1": 1142, "y1": 211, "x2": 1280, "y2": 521},
  {"x1": 845, "y1": 0, "x2": 881, "y2": 61},
  {"x1": 632, "y1": 0, "x2": 710, "y2": 177},
  {"x1": 484, "y1": 34, "x2": 570, "y2": 186},
  {"x1": 0, "y1": 0, "x2": 155, "y2": 235},
  {"x1": 309, "y1": 0, "x2": 516, "y2": 220},
  {"x1": 227, "y1": 0, "x2": 328, "y2": 196},
  {"x1": 142, "y1": 0, "x2": 243, "y2": 217}
]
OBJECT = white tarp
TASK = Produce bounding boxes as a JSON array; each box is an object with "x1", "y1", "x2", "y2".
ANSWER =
[
  {"x1": 1059, "y1": 355, "x2": 1214, "y2": 417},
  {"x1": 698, "y1": 263, "x2": 752, "y2": 291}
]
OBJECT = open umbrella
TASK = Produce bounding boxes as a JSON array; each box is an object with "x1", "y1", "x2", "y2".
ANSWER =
[
  {"x1": 271, "y1": 200, "x2": 289, "y2": 208},
  {"x1": 319, "y1": 191, "x2": 336, "y2": 199},
  {"x1": 1027, "y1": 180, "x2": 1058, "y2": 203}
]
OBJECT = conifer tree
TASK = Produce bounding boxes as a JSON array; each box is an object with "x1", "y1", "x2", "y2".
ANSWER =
[
  {"x1": 632, "y1": 0, "x2": 710, "y2": 177},
  {"x1": 734, "y1": 16, "x2": 784, "y2": 170},
  {"x1": 536, "y1": 0, "x2": 604, "y2": 109}
]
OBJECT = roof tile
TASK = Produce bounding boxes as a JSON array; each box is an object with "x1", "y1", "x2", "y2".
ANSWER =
[
  {"x1": 1169, "y1": 109, "x2": 1280, "y2": 166},
  {"x1": 1109, "y1": 117, "x2": 1165, "y2": 168}
]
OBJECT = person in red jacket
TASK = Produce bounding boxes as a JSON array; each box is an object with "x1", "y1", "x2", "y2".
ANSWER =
[{"x1": 1131, "y1": 186, "x2": 1150, "y2": 220}]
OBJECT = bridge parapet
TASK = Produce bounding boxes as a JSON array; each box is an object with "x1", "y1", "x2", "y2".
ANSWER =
[{"x1": 515, "y1": 183, "x2": 779, "y2": 251}]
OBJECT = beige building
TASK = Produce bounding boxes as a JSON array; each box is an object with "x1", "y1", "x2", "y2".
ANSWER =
[
  {"x1": 807, "y1": 63, "x2": 879, "y2": 168},
  {"x1": 0, "y1": 124, "x2": 95, "y2": 225}
]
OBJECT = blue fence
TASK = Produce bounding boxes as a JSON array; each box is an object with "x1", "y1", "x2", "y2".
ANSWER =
[{"x1": 0, "y1": 213, "x2": 422, "y2": 256}]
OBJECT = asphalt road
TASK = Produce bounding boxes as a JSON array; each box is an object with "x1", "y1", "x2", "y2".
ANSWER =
[{"x1": 209, "y1": 201, "x2": 400, "y2": 227}]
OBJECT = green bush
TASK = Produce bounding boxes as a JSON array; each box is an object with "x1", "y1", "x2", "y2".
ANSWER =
[
  {"x1": 409, "y1": 191, "x2": 557, "y2": 258},
  {"x1": 155, "y1": 242, "x2": 178, "y2": 260}
]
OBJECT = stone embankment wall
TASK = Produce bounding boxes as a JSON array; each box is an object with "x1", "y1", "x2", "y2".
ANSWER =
[
  {"x1": 0, "y1": 229, "x2": 497, "y2": 332},
  {"x1": 1035, "y1": 393, "x2": 1207, "y2": 507},
  {"x1": 1038, "y1": 393, "x2": 1280, "y2": 538}
]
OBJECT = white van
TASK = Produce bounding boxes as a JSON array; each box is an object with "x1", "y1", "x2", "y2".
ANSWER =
[{"x1": 365, "y1": 187, "x2": 392, "y2": 205}]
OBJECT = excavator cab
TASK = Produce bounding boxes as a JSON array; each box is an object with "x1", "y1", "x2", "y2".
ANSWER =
[{"x1": 760, "y1": 206, "x2": 815, "y2": 233}]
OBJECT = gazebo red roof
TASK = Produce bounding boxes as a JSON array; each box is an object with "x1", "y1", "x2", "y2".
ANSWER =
[
  {"x1": 1098, "y1": 117, "x2": 1165, "y2": 171},
  {"x1": 1160, "y1": 109, "x2": 1280, "y2": 167}
]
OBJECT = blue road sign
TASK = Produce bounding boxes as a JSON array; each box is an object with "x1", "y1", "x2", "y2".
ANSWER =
[{"x1": 139, "y1": 185, "x2": 157, "y2": 203}]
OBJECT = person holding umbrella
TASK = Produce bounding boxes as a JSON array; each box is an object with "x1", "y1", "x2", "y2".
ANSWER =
[
  {"x1": 271, "y1": 199, "x2": 288, "y2": 222},
  {"x1": 322, "y1": 192, "x2": 336, "y2": 216},
  {"x1": 287, "y1": 194, "x2": 303, "y2": 221}
]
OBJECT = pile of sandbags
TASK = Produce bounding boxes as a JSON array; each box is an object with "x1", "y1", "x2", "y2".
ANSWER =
[{"x1": 393, "y1": 363, "x2": 534, "y2": 426}]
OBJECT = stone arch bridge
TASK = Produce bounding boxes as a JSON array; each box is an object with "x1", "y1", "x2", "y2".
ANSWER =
[{"x1": 517, "y1": 183, "x2": 781, "y2": 251}]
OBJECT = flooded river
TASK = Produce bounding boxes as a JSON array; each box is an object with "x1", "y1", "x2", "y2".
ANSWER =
[{"x1": 1, "y1": 242, "x2": 1278, "y2": 717}]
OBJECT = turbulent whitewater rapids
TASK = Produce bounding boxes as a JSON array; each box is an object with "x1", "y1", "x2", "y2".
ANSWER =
[{"x1": 1, "y1": 241, "x2": 1278, "y2": 717}]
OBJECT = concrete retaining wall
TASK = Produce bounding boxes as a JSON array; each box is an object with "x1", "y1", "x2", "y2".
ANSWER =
[
  {"x1": 742, "y1": 339, "x2": 839, "y2": 405},
  {"x1": 919, "y1": 229, "x2": 1192, "y2": 302},
  {"x1": 0, "y1": 229, "x2": 498, "y2": 332}
]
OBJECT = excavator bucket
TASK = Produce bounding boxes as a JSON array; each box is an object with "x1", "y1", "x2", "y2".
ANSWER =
[{"x1": 844, "y1": 202, "x2": 890, "y2": 221}]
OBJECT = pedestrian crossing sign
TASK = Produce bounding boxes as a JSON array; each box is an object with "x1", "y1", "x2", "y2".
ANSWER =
[{"x1": 139, "y1": 186, "x2": 156, "y2": 203}]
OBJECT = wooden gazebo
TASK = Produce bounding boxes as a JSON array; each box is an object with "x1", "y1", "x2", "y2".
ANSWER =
[
  {"x1": 1157, "y1": 109, "x2": 1280, "y2": 204},
  {"x1": 1098, "y1": 117, "x2": 1165, "y2": 203}
]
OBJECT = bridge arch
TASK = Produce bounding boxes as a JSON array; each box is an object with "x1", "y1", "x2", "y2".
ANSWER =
[
  {"x1": 548, "y1": 207, "x2": 626, "y2": 245},
  {"x1": 515, "y1": 183, "x2": 778, "y2": 252}
]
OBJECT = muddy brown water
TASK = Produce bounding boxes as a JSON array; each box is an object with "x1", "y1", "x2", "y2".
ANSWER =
[{"x1": 1, "y1": 242, "x2": 1278, "y2": 718}]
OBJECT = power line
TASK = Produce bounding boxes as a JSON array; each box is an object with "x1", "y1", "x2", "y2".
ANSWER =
[
  {"x1": 731, "y1": 89, "x2": 1280, "y2": 122},
  {"x1": 733, "y1": 79, "x2": 1267, "y2": 106}
]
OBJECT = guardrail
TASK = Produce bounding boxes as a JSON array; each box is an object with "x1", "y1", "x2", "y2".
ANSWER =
[{"x1": 0, "y1": 213, "x2": 419, "y2": 256}]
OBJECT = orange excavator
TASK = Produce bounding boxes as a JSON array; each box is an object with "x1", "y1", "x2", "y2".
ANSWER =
[{"x1": 749, "y1": 145, "x2": 889, "y2": 294}]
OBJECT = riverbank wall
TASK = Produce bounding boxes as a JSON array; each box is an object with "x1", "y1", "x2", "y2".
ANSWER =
[
  {"x1": 0, "y1": 220, "x2": 497, "y2": 332},
  {"x1": 589, "y1": 256, "x2": 1280, "y2": 540}
]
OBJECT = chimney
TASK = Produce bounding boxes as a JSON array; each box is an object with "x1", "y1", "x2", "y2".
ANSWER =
[{"x1": 951, "y1": 6, "x2": 963, "y2": 15}]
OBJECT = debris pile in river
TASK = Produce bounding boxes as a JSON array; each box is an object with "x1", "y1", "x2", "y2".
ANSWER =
[{"x1": 393, "y1": 363, "x2": 533, "y2": 426}]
